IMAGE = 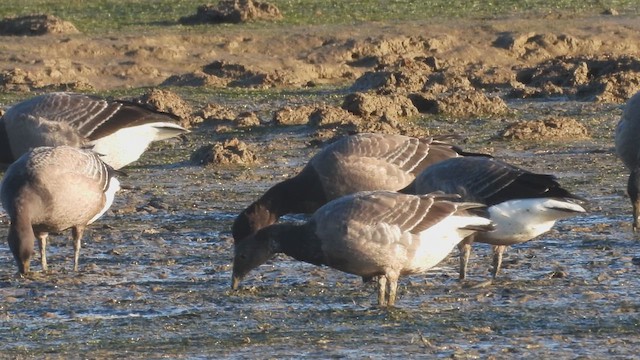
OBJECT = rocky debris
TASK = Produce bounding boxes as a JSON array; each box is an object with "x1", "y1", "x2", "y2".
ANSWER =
[
  {"x1": 190, "y1": 138, "x2": 257, "y2": 166},
  {"x1": 135, "y1": 89, "x2": 195, "y2": 127},
  {"x1": 499, "y1": 117, "x2": 589, "y2": 141},
  {"x1": 180, "y1": 0, "x2": 282, "y2": 25},
  {"x1": 0, "y1": 14, "x2": 79, "y2": 36}
]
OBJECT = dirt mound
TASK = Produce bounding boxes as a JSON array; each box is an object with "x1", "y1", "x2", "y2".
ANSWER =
[
  {"x1": 197, "y1": 103, "x2": 238, "y2": 122},
  {"x1": 499, "y1": 117, "x2": 589, "y2": 140},
  {"x1": 180, "y1": 0, "x2": 282, "y2": 25},
  {"x1": 0, "y1": 67, "x2": 94, "y2": 92},
  {"x1": 135, "y1": 89, "x2": 195, "y2": 127},
  {"x1": 190, "y1": 138, "x2": 257, "y2": 166},
  {"x1": 0, "y1": 14, "x2": 78, "y2": 36},
  {"x1": 410, "y1": 90, "x2": 508, "y2": 117},
  {"x1": 493, "y1": 32, "x2": 603, "y2": 61},
  {"x1": 512, "y1": 55, "x2": 640, "y2": 103},
  {"x1": 343, "y1": 92, "x2": 418, "y2": 120}
]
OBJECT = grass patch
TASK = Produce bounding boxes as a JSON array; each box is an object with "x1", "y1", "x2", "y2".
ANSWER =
[{"x1": 0, "y1": 0, "x2": 638, "y2": 34}]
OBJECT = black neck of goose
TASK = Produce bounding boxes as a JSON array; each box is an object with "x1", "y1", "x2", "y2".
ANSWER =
[
  {"x1": 0, "y1": 119, "x2": 14, "y2": 165},
  {"x1": 232, "y1": 165, "x2": 328, "y2": 242},
  {"x1": 274, "y1": 222, "x2": 325, "y2": 266}
]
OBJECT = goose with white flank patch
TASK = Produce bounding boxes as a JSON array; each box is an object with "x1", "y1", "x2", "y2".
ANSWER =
[
  {"x1": 615, "y1": 91, "x2": 640, "y2": 232},
  {"x1": 232, "y1": 191, "x2": 494, "y2": 307},
  {"x1": 403, "y1": 156, "x2": 586, "y2": 279},
  {"x1": 1, "y1": 146, "x2": 122, "y2": 274},
  {"x1": 0, "y1": 92, "x2": 188, "y2": 169},
  {"x1": 232, "y1": 132, "x2": 488, "y2": 243}
]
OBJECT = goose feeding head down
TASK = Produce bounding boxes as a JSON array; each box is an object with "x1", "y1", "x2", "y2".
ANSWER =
[{"x1": 232, "y1": 191, "x2": 494, "y2": 306}]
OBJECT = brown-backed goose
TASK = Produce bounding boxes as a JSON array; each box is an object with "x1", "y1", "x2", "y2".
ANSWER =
[
  {"x1": 232, "y1": 132, "x2": 487, "y2": 243},
  {"x1": 232, "y1": 190, "x2": 494, "y2": 307},
  {"x1": 405, "y1": 156, "x2": 586, "y2": 279},
  {"x1": 615, "y1": 91, "x2": 640, "y2": 231},
  {"x1": 1, "y1": 145, "x2": 122, "y2": 274},
  {"x1": 0, "y1": 92, "x2": 188, "y2": 169}
]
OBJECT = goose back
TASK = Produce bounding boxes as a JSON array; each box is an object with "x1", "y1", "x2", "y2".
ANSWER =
[
  {"x1": 0, "y1": 92, "x2": 188, "y2": 168},
  {"x1": 232, "y1": 132, "x2": 485, "y2": 242},
  {"x1": 411, "y1": 157, "x2": 581, "y2": 206}
]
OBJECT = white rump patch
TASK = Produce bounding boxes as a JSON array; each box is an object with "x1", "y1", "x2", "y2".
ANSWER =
[{"x1": 479, "y1": 198, "x2": 586, "y2": 245}]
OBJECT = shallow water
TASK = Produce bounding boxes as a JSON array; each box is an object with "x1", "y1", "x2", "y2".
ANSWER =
[{"x1": 1, "y1": 100, "x2": 639, "y2": 358}]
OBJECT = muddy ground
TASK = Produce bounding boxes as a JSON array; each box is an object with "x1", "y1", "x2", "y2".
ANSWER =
[{"x1": 1, "y1": 8, "x2": 640, "y2": 358}]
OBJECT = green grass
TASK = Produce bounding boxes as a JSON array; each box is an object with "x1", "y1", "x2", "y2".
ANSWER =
[{"x1": 0, "y1": 0, "x2": 638, "y2": 34}]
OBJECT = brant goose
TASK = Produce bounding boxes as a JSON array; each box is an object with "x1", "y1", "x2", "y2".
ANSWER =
[
  {"x1": 232, "y1": 132, "x2": 487, "y2": 243},
  {"x1": 0, "y1": 92, "x2": 188, "y2": 169},
  {"x1": 405, "y1": 156, "x2": 586, "y2": 279},
  {"x1": 615, "y1": 91, "x2": 640, "y2": 231},
  {"x1": 232, "y1": 190, "x2": 494, "y2": 307},
  {"x1": 1, "y1": 146, "x2": 122, "y2": 274}
]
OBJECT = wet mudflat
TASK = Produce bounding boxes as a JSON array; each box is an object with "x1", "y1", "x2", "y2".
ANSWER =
[{"x1": 0, "y1": 97, "x2": 638, "y2": 359}]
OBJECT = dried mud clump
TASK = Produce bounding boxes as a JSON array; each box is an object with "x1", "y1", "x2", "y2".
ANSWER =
[
  {"x1": 161, "y1": 71, "x2": 227, "y2": 87},
  {"x1": 197, "y1": 103, "x2": 238, "y2": 122},
  {"x1": 499, "y1": 117, "x2": 589, "y2": 141},
  {"x1": 272, "y1": 104, "x2": 360, "y2": 127},
  {"x1": 180, "y1": 0, "x2": 282, "y2": 25},
  {"x1": 234, "y1": 112, "x2": 261, "y2": 127},
  {"x1": 493, "y1": 32, "x2": 602, "y2": 60},
  {"x1": 343, "y1": 92, "x2": 418, "y2": 120},
  {"x1": 191, "y1": 138, "x2": 257, "y2": 166},
  {"x1": 135, "y1": 89, "x2": 195, "y2": 127},
  {"x1": 410, "y1": 90, "x2": 508, "y2": 118},
  {"x1": 0, "y1": 68, "x2": 93, "y2": 92},
  {"x1": 512, "y1": 55, "x2": 640, "y2": 103},
  {"x1": 0, "y1": 14, "x2": 79, "y2": 36},
  {"x1": 273, "y1": 105, "x2": 316, "y2": 125}
]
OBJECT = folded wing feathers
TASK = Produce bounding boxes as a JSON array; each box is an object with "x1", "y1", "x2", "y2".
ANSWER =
[
  {"x1": 352, "y1": 192, "x2": 463, "y2": 235},
  {"x1": 7, "y1": 92, "x2": 184, "y2": 141}
]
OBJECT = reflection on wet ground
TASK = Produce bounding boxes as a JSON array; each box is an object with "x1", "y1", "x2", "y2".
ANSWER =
[{"x1": 0, "y1": 100, "x2": 639, "y2": 358}]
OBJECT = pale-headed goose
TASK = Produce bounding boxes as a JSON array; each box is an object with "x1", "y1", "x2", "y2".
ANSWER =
[
  {"x1": 232, "y1": 191, "x2": 493, "y2": 306},
  {"x1": 232, "y1": 132, "x2": 488, "y2": 243},
  {"x1": 615, "y1": 91, "x2": 640, "y2": 231},
  {"x1": 404, "y1": 156, "x2": 586, "y2": 279},
  {"x1": 1, "y1": 145, "x2": 122, "y2": 274},
  {"x1": 0, "y1": 92, "x2": 188, "y2": 169}
]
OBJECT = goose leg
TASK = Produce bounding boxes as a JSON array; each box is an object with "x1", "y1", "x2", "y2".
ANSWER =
[
  {"x1": 458, "y1": 236, "x2": 474, "y2": 280},
  {"x1": 492, "y1": 245, "x2": 507, "y2": 278},
  {"x1": 377, "y1": 276, "x2": 387, "y2": 307},
  {"x1": 387, "y1": 272, "x2": 400, "y2": 307},
  {"x1": 627, "y1": 170, "x2": 640, "y2": 232},
  {"x1": 37, "y1": 232, "x2": 49, "y2": 271},
  {"x1": 71, "y1": 226, "x2": 85, "y2": 272}
]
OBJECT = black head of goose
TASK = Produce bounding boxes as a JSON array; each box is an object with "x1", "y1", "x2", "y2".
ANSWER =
[
  {"x1": 615, "y1": 91, "x2": 640, "y2": 232},
  {"x1": 0, "y1": 92, "x2": 189, "y2": 169},
  {"x1": 232, "y1": 190, "x2": 494, "y2": 307},
  {"x1": 0, "y1": 145, "x2": 122, "y2": 274},
  {"x1": 407, "y1": 156, "x2": 586, "y2": 279},
  {"x1": 232, "y1": 132, "x2": 489, "y2": 243}
]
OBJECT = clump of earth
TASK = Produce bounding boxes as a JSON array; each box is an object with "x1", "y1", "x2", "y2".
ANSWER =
[
  {"x1": 179, "y1": 0, "x2": 282, "y2": 25},
  {"x1": 190, "y1": 138, "x2": 257, "y2": 165},
  {"x1": 0, "y1": 14, "x2": 78, "y2": 36}
]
